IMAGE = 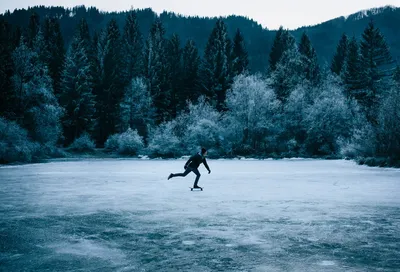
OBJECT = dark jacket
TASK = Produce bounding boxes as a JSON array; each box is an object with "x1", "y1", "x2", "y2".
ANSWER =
[{"x1": 185, "y1": 153, "x2": 210, "y2": 171}]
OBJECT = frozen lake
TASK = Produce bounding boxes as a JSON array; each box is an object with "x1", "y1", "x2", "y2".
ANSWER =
[{"x1": 0, "y1": 159, "x2": 399, "y2": 271}]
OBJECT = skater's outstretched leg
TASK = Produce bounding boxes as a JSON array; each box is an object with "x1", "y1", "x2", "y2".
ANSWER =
[{"x1": 168, "y1": 168, "x2": 192, "y2": 180}]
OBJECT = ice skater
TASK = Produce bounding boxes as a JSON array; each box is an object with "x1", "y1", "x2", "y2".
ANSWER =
[{"x1": 168, "y1": 148, "x2": 211, "y2": 189}]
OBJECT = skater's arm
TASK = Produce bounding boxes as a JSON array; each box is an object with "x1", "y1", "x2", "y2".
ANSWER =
[{"x1": 203, "y1": 158, "x2": 211, "y2": 173}]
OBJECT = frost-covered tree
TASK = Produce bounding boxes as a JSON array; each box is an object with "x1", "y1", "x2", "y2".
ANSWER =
[
  {"x1": 60, "y1": 35, "x2": 95, "y2": 145},
  {"x1": 231, "y1": 28, "x2": 249, "y2": 76},
  {"x1": 122, "y1": 10, "x2": 143, "y2": 84},
  {"x1": 147, "y1": 121, "x2": 183, "y2": 157},
  {"x1": 375, "y1": 87, "x2": 400, "y2": 160},
  {"x1": 225, "y1": 74, "x2": 281, "y2": 154},
  {"x1": 175, "y1": 97, "x2": 222, "y2": 153},
  {"x1": 120, "y1": 77, "x2": 154, "y2": 138},
  {"x1": 200, "y1": 18, "x2": 232, "y2": 111},
  {"x1": 144, "y1": 19, "x2": 169, "y2": 123},
  {"x1": 303, "y1": 81, "x2": 354, "y2": 155},
  {"x1": 331, "y1": 34, "x2": 348, "y2": 76},
  {"x1": 181, "y1": 39, "x2": 200, "y2": 107},
  {"x1": 12, "y1": 38, "x2": 62, "y2": 145}
]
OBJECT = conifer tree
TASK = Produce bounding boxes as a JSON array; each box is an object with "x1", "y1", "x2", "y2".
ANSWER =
[
  {"x1": 232, "y1": 28, "x2": 249, "y2": 76},
  {"x1": 343, "y1": 36, "x2": 362, "y2": 99},
  {"x1": 94, "y1": 19, "x2": 124, "y2": 144},
  {"x1": 143, "y1": 19, "x2": 169, "y2": 123},
  {"x1": 298, "y1": 32, "x2": 320, "y2": 85},
  {"x1": 43, "y1": 17, "x2": 65, "y2": 96},
  {"x1": 200, "y1": 18, "x2": 231, "y2": 111},
  {"x1": 122, "y1": 10, "x2": 143, "y2": 84},
  {"x1": 166, "y1": 33, "x2": 182, "y2": 117},
  {"x1": 359, "y1": 20, "x2": 393, "y2": 112},
  {"x1": 27, "y1": 12, "x2": 40, "y2": 48},
  {"x1": 0, "y1": 19, "x2": 14, "y2": 118},
  {"x1": 182, "y1": 39, "x2": 200, "y2": 106},
  {"x1": 331, "y1": 34, "x2": 348, "y2": 76},
  {"x1": 60, "y1": 34, "x2": 95, "y2": 144}
]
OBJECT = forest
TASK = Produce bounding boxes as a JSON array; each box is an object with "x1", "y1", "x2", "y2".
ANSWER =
[{"x1": 0, "y1": 5, "x2": 399, "y2": 166}]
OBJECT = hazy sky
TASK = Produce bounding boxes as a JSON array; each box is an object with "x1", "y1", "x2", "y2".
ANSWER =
[{"x1": 1, "y1": 0, "x2": 400, "y2": 29}]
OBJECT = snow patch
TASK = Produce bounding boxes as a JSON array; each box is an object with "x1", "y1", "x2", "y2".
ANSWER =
[
  {"x1": 182, "y1": 240, "x2": 195, "y2": 245},
  {"x1": 319, "y1": 260, "x2": 336, "y2": 266}
]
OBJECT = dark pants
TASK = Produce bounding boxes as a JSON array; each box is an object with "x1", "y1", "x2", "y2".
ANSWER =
[{"x1": 171, "y1": 167, "x2": 201, "y2": 187}]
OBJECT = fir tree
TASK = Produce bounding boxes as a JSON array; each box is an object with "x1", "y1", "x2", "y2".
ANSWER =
[
  {"x1": 343, "y1": 36, "x2": 362, "y2": 99},
  {"x1": 143, "y1": 19, "x2": 169, "y2": 123},
  {"x1": 122, "y1": 10, "x2": 143, "y2": 84},
  {"x1": 43, "y1": 17, "x2": 65, "y2": 97},
  {"x1": 27, "y1": 12, "x2": 40, "y2": 48},
  {"x1": 298, "y1": 31, "x2": 320, "y2": 85},
  {"x1": 331, "y1": 34, "x2": 348, "y2": 76},
  {"x1": 200, "y1": 18, "x2": 231, "y2": 111},
  {"x1": 232, "y1": 28, "x2": 249, "y2": 76},
  {"x1": 0, "y1": 19, "x2": 14, "y2": 118},
  {"x1": 359, "y1": 20, "x2": 393, "y2": 113},
  {"x1": 166, "y1": 34, "x2": 182, "y2": 117},
  {"x1": 60, "y1": 35, "x2": 95, "y2": 145},
  {"x1": 94, "y1": 19, "x2": 124, "y2": 144},
  {"x1": 269, "y1": 27, "x2": 295, "y2": 73},
  {"x1": 182, "y1": 39, "x2": 200, "y2": 106}
]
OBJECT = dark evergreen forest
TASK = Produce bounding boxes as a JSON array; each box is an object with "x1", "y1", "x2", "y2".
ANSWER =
[{"x1": 1, "y1": 5, "x2": 399, "y2": 166}]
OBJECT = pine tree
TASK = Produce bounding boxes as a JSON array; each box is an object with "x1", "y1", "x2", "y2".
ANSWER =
[
  {"x1": 182, "y1": 39, "x2": 200, "y2": 106},
  {"x1": 43, "y1": 17, "x2": 65, "y2": 97},
  {"x1": 94, "y1": 19, "x2": 124, "y2": 144},
  {"x1": 200, "y1": 18, "x2": 231, "y2": 111},
  {"x1": 60, "y1": 35, "x2": 95, "y2": 145},
  {"x1": 298, "y1": 32, "x2": 320, "y2": 85},
  {"x1": 269, "y1": 27, "x2": 295, "y2": 73},
  {"x1": 232, "y1": 28, "x2": 249, "y2": 76},
  {"x1": 27, "y1": 12, "x2": 40, "y2": 48},
  {"x1": 331, "y1": 34, "x2": 348, "y2": 75},
  {"x1": 269, "y1": 26, "x2": 285, "y2": 72},
  {"x1": 143, "y1": 19, "x2": 169, "y2": 123},
  {"x1": 166, "y1": 34, "x2": 182, "y2": 117},
  {"x1": 343, "y1": 36, "x2": 362, "y2": 99},
  {"x1": 122, "y1": 10, "x2": 143, "y2": 84},
  {"x1": 0, "y1": 19, "x2": 14, "y2": 118},
  {"x1": 359, "y1": 20, "x2": 393, "y2": 112}
]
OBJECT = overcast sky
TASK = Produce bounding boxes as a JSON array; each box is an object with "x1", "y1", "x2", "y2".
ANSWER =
[{"x1": 1, "y1": 0, "x2": 399, "y2": 29}]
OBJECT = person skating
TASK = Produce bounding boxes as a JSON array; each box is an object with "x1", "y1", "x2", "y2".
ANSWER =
[{"x1": 168, "y1": 148, "x2": 211, "y2": 188}]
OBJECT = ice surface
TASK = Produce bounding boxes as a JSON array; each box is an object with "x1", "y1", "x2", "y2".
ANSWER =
[{"x1": 0, "y1": 159, "x2": 399, "y2": 271}]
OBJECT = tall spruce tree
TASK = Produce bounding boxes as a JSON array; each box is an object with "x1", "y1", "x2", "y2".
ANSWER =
[
  {"x1": 166, "y1": 33, "x2": 182, "y2": 117},
  {"x1": 27, "y1": 12, "x2": 40, "y2": 48},
  {"x1": 343, "y1": 36, "x2": 362, "y2": 99},
  {"x1": 143, "y1": 19, "x2": 169, "y2": 123},
  {"x1": 122, "y1": 10, "x2": 143, "y2": 84},
  {"x1": 268, "y1": 27, "x2": 295, "y2": 73},
  {"x1": 182, "y1": 39, "x2": 200, "y2": 107},
  {"x1": 359, "y1": 20, "x2": 393, "y2": 114},
  {"x1": 298, "y1": 31, "x2": 320, "y2": 85},
  {"x1": 200, "y1": 18, "x2": 231, "y2": 111},
  {"x1": 0, "y1": 19, "x2": 14, "y2": 118},
  {"x1": 60, "y1": 33, "x2": 95, "y2": 145},
  {"x1": 232, "y1": 28, "x2": 249, "y2": 76},
  {"x1": 331, "y1": 34, "x2": 348, "y2": 76},
  {"x1": 43, "y1": 17, "x2": 65, "y2": 97},
  {"x1": 94, "y1": 19, "x2": 124, "y2": 144}
]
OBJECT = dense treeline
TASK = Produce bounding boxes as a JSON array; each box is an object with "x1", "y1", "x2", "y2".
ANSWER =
[{"x1": 0, "y1": 6, "x2": 399, "y2": 167}]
